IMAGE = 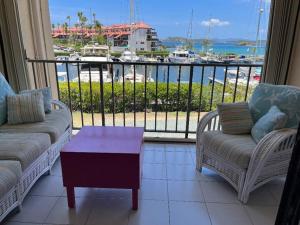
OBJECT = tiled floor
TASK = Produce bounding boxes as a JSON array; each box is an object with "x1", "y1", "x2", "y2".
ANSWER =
[{"x1": 4, "y1": 143, "x2": 285, "y2": 225}]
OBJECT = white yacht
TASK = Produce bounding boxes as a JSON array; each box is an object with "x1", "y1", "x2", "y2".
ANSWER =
[
  {"x1": 168, "y1": 47, "x2": 201, "y2": 63},
  {"x1": 73, "y1": 43, "x2": 112, "y2": 83},
  {"x1": 118, "y1": 65, "x2": 154, "y2": 83},
  {"x1": 120, "y1": 50, "x2": 140, "y2": 62},
  {"x1": 69, "y1": 52, "x2": 81, "y2": 65}
]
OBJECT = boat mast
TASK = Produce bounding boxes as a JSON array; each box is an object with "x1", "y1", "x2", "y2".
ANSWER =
[
  {"x1": 130, "y1": 0, "x2": 135, "y2": 61},
  {"x1": 186, "y1": 9, "x2": 194, "y2": 50},
  {"x1": 254, "y1": 0, "x2": 263, "y2": 62}
]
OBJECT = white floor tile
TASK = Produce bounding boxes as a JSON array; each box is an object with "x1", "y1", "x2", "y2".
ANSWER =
[
  {"x1": 207, "y1": 203, "x2": 252, "y2": 225},
  {"x1": 128, "y1": 200, "x2": 169, "y2": 225},
  {"x1": 143, "y1": 150, "x2": 166, "y2": 164},
  {"x1": 265, "y1": 178, "x2": 285, "y2": 202},
  {"x1": 169, "y1": 201, "x2": 211, "y2": 225},
  {"x1": 29, "y1": 175, "x2": 64, "y2": 197},
  {"x1": 247, "y1": 185, "x2": 278, "y2": 206},
  {"x1": 50, "y1": 159, "x2": 62, "y2": 176},
  {"x1": 86, "y1": 198, "x2": 131, "y2": 225},
  {"x1": 245, "y1": 205, "x2": 278, "y2": 225},
  {"x1": 9, "y1": 196, "x2": 58, "y2": 223},
  {"x1": 140, "y1": 179, "x2": 168, "y2": 200},
  {"x1": 142, "y1": 163, "x2": 167, "y2": 179},
  {"x1": 201, "y1": 181, "x2": 240, "y2": 204},
  {"x1": 61, "y1": 187, "x2": 131, "y2": 199},
  {"x1": 4, "y1": 222, "x2": 42, "y2": 225},
  {"x1": 167, "y1": 165, "x2": 201, "y2": 181},
  {"x1": 168, "y1": 180, "x2": 204, "y2": 202},
  {"x1": 165, "y1": 144, "x2": 192, "y2": 152},
  {"x1": 143, "y1": 143, "x2": 165, "y2": 151},
  {"x1": 45, "y1": 197, "x2": 94, "y2": 225},
  {"x1": 166, "y1": 151, "x2": 193, "y2": 165}
]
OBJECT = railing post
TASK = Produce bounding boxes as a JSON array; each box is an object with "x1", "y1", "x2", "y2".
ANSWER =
[
  {"x1": 185, "y1": 65, "x2": 194, "y2": 139},
  {"x1": 99, "y1": 65, "x2": 105, "y2": 126}
]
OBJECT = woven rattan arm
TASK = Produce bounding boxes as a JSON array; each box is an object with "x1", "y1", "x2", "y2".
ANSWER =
[
  {"x1": 244, "y1": 128, "x2": 297, "y2": 193},
  {"x1": 196, "y1": 111, "x2": 219, "y2": 170},
  {"x1": 196, "y1": 111, "x2": 219, "y2": 147},
  {"x1": 51, "y1": 99, "x2": 72, "y2": 128}
]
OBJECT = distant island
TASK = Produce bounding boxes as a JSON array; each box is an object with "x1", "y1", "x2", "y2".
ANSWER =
[{"x1": 162, "y1": 37, "x2": 267, "y2": 46}]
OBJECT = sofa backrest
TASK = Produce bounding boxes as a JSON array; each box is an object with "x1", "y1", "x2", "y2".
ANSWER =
[
  {"x1": 249, "y1": 83, "x2": 300, "y2": 129},
  {"x1": 0, "y1": 73, "x2": 15, "y2": 125}
]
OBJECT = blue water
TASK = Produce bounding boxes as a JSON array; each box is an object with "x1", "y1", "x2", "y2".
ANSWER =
[
  {"x1": 57, "y1": 41, "x2": 264, "y2": 84},
  {"x1": 162, "y1": 41, "x2": 266, "y2": 56},
  {"x1": 58, "y1": 63, "x2": 259, "y2": 85}
]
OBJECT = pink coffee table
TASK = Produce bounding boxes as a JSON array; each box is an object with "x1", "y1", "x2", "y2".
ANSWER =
[{"x1": 60, "y1": 126, "x2": 144, "y2": 210}]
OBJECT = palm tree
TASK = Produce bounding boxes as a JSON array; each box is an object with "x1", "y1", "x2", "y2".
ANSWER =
[
  {"x1": 95, "y1": 20, "x2": 102, "y2": 34},
  {"x1": 63, "y1": 22, "x2": 68, "y2": 39},
  {"x1": 52, "y1": 24, "x2": 55, "y2": 30},
  {"x1": 66, "y1": 16, "x2": 71, "y2": 43},
  {"x1": 77, "y1": 11, "x2": 87, "y2": 45}
]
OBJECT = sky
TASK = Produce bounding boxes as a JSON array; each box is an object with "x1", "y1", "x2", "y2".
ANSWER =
[{"x1": 49, "y1": 0, "x2": 271, "y2": 40}]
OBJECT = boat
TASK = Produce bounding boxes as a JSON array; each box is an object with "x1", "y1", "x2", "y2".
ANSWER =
[
  {"x1": 118, "y1": 65, "x2": 154, "y2": 83},
  {"x1": 120, "y1": 50, "x2": 140, "y2": 62},
  {"x1": 69, "y1": 52, "x2": 81, "y2": 65},
  {"x1": 224, "y1": 67, "x2": 260, "y2": 86},
  {"x1": 73, "y1": 43, "x2": 113, "y2": 82},
  {"x1": 168, "y1": 47, "x2": 201, "y2": 63},
  {"x1": 55, "y1": 56, "x2": 69, "y2": 66}
]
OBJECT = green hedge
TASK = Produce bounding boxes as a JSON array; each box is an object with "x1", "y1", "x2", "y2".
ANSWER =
[{"x1": 58, "y1": 82, "x2": 252, "y2": 113}]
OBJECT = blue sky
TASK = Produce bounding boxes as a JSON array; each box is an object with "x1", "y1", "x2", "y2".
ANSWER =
[{"x1": 49, "y1": 0, "x2": 271, "y2": 40}]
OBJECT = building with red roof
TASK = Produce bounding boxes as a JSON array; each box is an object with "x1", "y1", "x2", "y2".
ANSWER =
[{"x1": 51, "y1": 22, "x2": 159, "y2": 52}]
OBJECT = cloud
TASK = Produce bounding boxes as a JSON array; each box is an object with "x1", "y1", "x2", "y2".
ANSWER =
[{"x1": 201, "y1": 18, "x2": 230, "y2": 27}]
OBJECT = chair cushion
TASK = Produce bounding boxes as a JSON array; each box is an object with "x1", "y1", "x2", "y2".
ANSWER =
[
  {"x1": 201, "y1": 131, "x2": 257, "y2": 169},
  {"x1": 7, "y1": 92, "x2": 45, "y2": 125},
  {"x1": 0, "y1": 73, "x2": 15, "y2": 125},
  {"x1": 20, "y1": 87, "x2": 52, "y2": 113},
  {"x1": 251, "y1": 106, "x2": 288, "y2": 143},
  {"x1": 0, "y1": 160, "x2": 22, "y2": 198},
  {"x1": 249, "y1": 83, "x2": 300, "y2": 128},
  {"x1": 0, "y1": 109, "x2": 70, "y2": 143},
  {"x1": 0, "y1": 133, "x2": 51, "y2": 170},
  {"x1": 217, "y1": 102, "x2": 253, "y2": 134}
]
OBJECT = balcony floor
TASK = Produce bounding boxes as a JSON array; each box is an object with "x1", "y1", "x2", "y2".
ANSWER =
[{"x1": 4, "y1": 143, "x2": 283, "y2": 225}]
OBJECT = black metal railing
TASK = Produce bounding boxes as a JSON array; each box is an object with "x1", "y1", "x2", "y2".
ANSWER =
[{"x1": 27, "y1": 59, "x2": 263, "y2": 139}]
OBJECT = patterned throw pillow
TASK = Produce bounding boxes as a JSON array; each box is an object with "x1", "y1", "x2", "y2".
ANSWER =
[
  {"x1": 0, "y1": 73, "x2": 15, "y2": 125},
  {"x1": 217, "y1": 102, "x2": 253, "y2": 135},
  {"x1": 20, "y1": 87, "x2": 52, "y2": 113},
  {"x1": 7, "y1": 92, "x2": 45, "y2": 125},
  {"x1": 251, "y1": 105, "x2": 288, "y2": 143}
]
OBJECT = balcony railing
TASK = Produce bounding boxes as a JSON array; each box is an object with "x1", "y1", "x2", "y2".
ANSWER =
[{"x1": 27, "y1": 59, "x2": 263, "y2": 140}]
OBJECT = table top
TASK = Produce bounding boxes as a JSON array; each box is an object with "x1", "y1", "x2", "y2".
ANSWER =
[{"x1": 62, "y1": 126, "x2": 144, "y2": 154}]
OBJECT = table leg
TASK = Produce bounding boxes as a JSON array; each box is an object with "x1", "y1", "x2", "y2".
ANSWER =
[
  {"x1": 132, "y1": 189, "x2": 138, "y2": 210},
  {"x1": 66, "y1": 186, "x2": 75, "y2": 208}
]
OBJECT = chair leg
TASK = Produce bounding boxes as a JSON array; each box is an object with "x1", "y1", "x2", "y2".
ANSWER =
[{"x1": 239, "y1": 190, "x2": 250, "y2": 204}]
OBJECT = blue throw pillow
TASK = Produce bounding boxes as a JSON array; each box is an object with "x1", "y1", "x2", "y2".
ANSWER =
[
  {"x1": 251, "y1": 105, "x2": 288, "y2": 143},
  {"x1": 249, "y1": 83, "x2": 300, "y2": 129},
  {"x1": 20, "y1": 87, "x2": 52, "y2": 113},
  {"x1": 0, "y1": 73, "x2": 15, "y2": 125}
]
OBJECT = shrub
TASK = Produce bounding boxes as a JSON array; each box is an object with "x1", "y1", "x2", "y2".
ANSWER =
[{"x1": 58, "y1": 81, "x2": 253, "y2": 113}]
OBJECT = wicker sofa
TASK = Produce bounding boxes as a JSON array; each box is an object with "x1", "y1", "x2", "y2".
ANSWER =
[
  {"x1": 196, "y1": 83, "x2": 299, "y2": 203},
  {"x1": 0, "y1": 99, "x2": 72, "y2": 222}
]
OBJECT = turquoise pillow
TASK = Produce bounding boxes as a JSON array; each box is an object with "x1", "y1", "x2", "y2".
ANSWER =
[
  {"x1": 249, "y1": 83, "x2": 300, "y2": 129},
  {"x1": 251, "y1": 106, "x2": 288, "y2": 143},
  {"x1": 0, "y1": 73, "x2": 15, "y2": 125},
  {"x1": 20, "y1": 87, "x2": 52, "y2": 113}
]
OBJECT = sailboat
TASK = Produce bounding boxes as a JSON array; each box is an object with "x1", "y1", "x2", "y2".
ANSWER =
[
  {"x1": 119, "y1": 0, "x2": 153, "y2": 82},
  {"x1": 168, "y1": 10, "x2": 202, "y2": 64}
]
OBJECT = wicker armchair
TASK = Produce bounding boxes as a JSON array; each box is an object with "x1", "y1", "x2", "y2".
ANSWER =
[{"x1": 196, "y1": 84, "x2": 300, "y2": 203}]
